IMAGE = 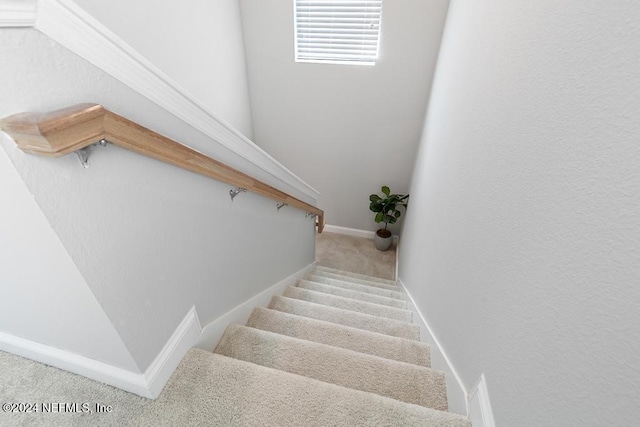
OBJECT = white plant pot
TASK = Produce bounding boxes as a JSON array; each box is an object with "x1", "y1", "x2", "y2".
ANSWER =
[{"x1": 374, "y1": 230, "x2": 393, "y2": 251}]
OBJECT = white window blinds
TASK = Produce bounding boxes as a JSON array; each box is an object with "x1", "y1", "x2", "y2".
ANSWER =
[{"x1": 294, "y1": 0, "x2": 383, "y2": 65}]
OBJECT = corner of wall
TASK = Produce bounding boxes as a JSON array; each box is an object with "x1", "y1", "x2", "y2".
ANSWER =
[
  {"x1": 144, "y1": 306, "x2": 202, "y2": 398},
  {"x1": 0, "y1": 304, "x2": 203, "y2": 399},
  {"x1": 467, "y1": 373, "x2": 496, "y2": 427},
  {"x1": 0, "y1": 330, "x2": 151, "y2": 397}
]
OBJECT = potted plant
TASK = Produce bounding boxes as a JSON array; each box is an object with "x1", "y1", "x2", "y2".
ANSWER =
[{"x1": 369, "y1": 186, "x2": 409, "y2": 251}]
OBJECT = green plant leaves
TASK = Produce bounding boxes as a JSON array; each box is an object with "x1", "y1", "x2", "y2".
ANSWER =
[
  {"x1": 368, "y1": 186, "x2": 409, "y2": 226},
  {"x1": 369, "y1": 201, "x2": 383, "y2": 212}
]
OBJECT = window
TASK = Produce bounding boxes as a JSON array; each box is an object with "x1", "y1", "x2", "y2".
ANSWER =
[{"x1": 294, "y1": 0, "x2": 383, "y2": 66}]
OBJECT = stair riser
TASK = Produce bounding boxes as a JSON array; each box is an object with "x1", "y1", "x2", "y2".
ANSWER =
[
  {"x1": 309, "y1": 271, "x2": 403, "y2": 290},
  {"x1": 215, "y1": 325, "x2": 448, "y2": 410},
  {"x1": 268, "y1": 296, "x2": 420, "y2": 340},
  {"x1": 297, "y1": 280, "x2": 408, "y2": 309},
  {"x1": 284, "y1": 286, "x2": 413, "y2": 322},
  {"x1": 191, "y1": 351, "x2": 471, "y2": 427},
  {"x1": 306, "y1": 275, "x2": 406, "y2": 300},
  {"x1": 247, "y1": 307, "x2": 431, "y2": 367},
  {"x1": 314, "y1": 265, "x2": 398, "y2": 286}
]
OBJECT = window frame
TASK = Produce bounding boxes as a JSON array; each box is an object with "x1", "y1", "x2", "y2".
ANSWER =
[{"x1": 293, "y1": 0, "x2": 383, "y2": 66}]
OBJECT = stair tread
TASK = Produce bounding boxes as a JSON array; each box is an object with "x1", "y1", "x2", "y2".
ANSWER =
[
  {"x1": 310, "y1": 270, "x2": 402, "y2": 290},
  {"x1": 151, "y1": 349, "x2": 470, "y2": 427},
  {"x1": 247, "y1": 307, "x2": 430, "y2": 367},
  {"x1": 315, "y1": 265, "x2": 398, "y2": 285},
  {"x1": 283, "y1": 286, "x2": 413, "y2": 322},
  {"x1": 297, "y1": 279, "x2": 408, "y2": 309},
  {"x1": 305, "y1": 275, "x2": 406, "y2": 300},
  {"x1": 268, "y1": 296, "x2": 420, "y2": 340},
  {"x1": 215, "y1": 324, "x2": 448, "y2": 409}
]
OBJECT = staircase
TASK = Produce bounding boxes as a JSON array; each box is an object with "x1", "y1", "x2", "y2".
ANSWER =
[{"x1": 158, "y1": 266, "x2": 470, "y2": 426}]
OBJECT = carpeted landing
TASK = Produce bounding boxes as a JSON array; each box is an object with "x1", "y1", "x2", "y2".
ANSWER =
[{"x1": 196, "y1": 265, "x2": 470, "y2": 426}]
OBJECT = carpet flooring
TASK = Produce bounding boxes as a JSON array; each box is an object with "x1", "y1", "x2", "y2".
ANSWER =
[
  {"x1": 316, "y1": 231, "x2": 396, "y2": 280},
  {"x1": 0, "y1": 264, "x2": 470, "y2": 426},
  {"x1": 210, "y1": 267, "x2": 470, "y2": 426}
]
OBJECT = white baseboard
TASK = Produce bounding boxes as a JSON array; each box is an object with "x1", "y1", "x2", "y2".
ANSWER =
[
  {"x1": 0, "y1": 330, "x2": 151, "y2": 397},
  {"x1": 398, "y1": 280, "x2": 469, "y2": 414},
  {"x1": 468, "y1": 373, "x2": 496, "y2": 427},
  {"x1": 0, "y1": 264, "x2": 316, "y2": 398},
  {"x1": 394, "y1": 237, "x2": 400, "y2": 281},
  {"x1": 197, "y1": 263, "x2": 316, "y2": 351},
  {"x1": 324, "y1": 224, "x2": 399, "y2": 243},
  {"x1": 143, "y1": 306, "x2": 202, "y2": 398},
  {"x1": 0, "y1": 305, "x2": 201, "y2": 399},
  {"x1": 323, "y1": 224, "x2": 376, "y2": 239}
]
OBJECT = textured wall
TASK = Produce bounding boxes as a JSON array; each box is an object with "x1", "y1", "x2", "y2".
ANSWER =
[
  {"x1": 239, "y1": 0, "x2": 450, "y2": 232},
  {"x1": 0, "y1": 139, "x2": 139, "y2": 371},
  {"x1": 0, "y1": 28, "x2": 315, "y2": 371},
  {"x1": 74, "y1": 0, "x2": 255, "y2": 139},
  {"x1": 399, "y1": 0, "x2": 640, "y2": 425}
]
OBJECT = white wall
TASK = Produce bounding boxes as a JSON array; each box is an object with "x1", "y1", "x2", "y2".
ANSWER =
[
  {"x1": 240, "y1": 0, "x2": 450, "y2": 232},
  {"x1": 399, "y1": 0, "x2": 640, "y2": 425},
  {"x1": 0, "y1": 28, "x2": 316, "y2": 372},
  {"x1": 0, "y1": 137, "x2": 139, "y2": 372},
  {"x1": 74, "y1": 0, "x2": 255, "y2": 139}
]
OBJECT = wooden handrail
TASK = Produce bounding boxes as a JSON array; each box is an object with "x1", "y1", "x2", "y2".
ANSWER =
[{"x1": 0, "y1": 103, "x2": 324, "y2": 232}]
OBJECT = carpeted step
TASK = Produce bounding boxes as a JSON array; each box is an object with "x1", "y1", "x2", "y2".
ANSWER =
[
  {"x1": 247, "y1": 307, "x2": 431, "y2": 367},
  {"x1": 315, "y1": 265, "x2": 399, "y2": 286},
  {"x1": 297, "y1": 279, "x2": 408, "y2": 309},
  {"x1": 214, "y1": 324, "x2": 448, "y2": 409},
  {"x1": 305, "y1": 274, "x2": 407, "y2": 300},
  {"x1": 306, "y1": 272, "x2": 403, "y2": 292},
  {"x1": 142, "y1": 349, "x2": 471, "y2": 427},
  {"x1": 310, "y1": 270, "x2": 402, "y2": 290},
  {"x1": 283, "y1": 286, "x2": 412, "y2": 322},
  {"x1": 268, "y1": 296, "x2": 420, "y2": 340}
]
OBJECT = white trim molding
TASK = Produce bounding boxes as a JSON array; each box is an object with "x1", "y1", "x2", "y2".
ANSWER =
[
  {"x1": 197, "y1": 263, "x2": 316, "y2": 351},
  {"x1": 0, "y1": 263, "x2": 317, "y2": 399},
  {"x1": 0, "y1": 306, "x2": 202, "y2": 399},
  {"x1": 0, "y1": 0, "x2": 37, "y2": 26},
  {"x1": 1, "y1": 0, "x2": 320, "y2": 202},
  {"x1": 143, "y1": 306, "x2": 202, "y2": 398},
  {"x1": 324, "y1": 224, "x2": 376, "y2": 239},
  {"x1": 0, "y1": 330, "x2": 151, "y2": 397},
  {"x1": 468, "y1": 373, "x2": 496, "y2": 427},
  {"x1": 394, "y1": 236, "x2": 400, "y2": 281},
  {"x1": 323, "y1": 224, "x2": 399, "y2": 243},
  {"x1": 399, "y1": 280, "x2": 469, "y2": 412}
]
